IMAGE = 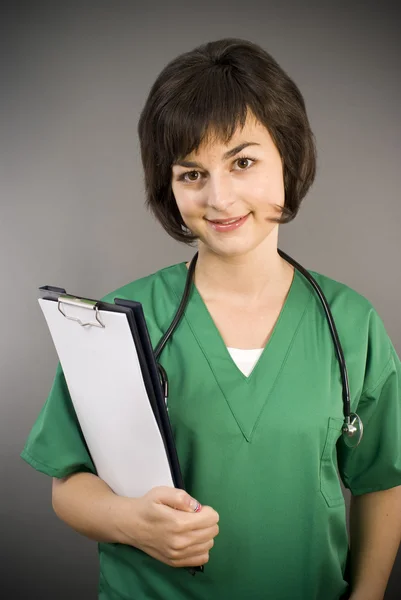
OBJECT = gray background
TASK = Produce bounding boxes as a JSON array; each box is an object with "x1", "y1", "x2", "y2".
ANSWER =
[{"x1": 1, "y1": 1, "x2": 400, "y2": 598}]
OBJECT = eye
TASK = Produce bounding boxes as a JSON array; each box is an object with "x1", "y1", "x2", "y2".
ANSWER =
[
  {"x1": 176, "y1": 170, "x2": 202, "y2": 183},
  {"x1": 234, "y1": 156, "x2": 256, "y2": 170},
  {"x1": 185, "y1": 171, "x2": 200, "y2": 182},
  {"x1": 175, "y1": 155, "x2": 256, "y2": 183}
]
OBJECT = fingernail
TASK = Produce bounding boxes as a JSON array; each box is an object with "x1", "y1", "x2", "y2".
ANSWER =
[{"x1": 189, "y1": 498, "x2": 201, "y2": 512}]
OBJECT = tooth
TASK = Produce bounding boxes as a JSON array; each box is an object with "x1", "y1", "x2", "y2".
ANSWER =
[{"x1": 212, "y1": 217, "x2": 241, "y2": 224}]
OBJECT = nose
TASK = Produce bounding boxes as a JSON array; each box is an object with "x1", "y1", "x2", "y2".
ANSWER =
[{"x1": 206, "y1": 174, "x2": 235, "y2": 212}]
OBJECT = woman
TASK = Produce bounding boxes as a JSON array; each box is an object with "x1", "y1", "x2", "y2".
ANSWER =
[{"x1": 21, "y1": 38, "x2": 401, "y2": 600}]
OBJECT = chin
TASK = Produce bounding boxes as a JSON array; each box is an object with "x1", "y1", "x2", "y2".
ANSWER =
[{"x1": 200, "y1": 237, "x2": 262, "y2": 259}]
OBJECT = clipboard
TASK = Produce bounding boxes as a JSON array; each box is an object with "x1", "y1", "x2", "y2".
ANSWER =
[
  {"x1": 38, "y1": 286, "x2": 185, "y2": 495},
  {"x1": 38, "y1": 285, "x2": 203, "y2": 576}
]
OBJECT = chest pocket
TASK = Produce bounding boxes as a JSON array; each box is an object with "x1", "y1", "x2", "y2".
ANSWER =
[{"x1": 320, "y1": 417, "x2": 345, "y2": 508}]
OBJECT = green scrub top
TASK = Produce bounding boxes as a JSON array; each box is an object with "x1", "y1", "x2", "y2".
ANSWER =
[{"x1": 21, "y1": 262, "x2": 401, "y2": 600}]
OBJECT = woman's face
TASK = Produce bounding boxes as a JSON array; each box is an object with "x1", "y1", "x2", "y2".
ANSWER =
[{"x1": 171, "y1": 113, "x2": 285, "y2": 258}]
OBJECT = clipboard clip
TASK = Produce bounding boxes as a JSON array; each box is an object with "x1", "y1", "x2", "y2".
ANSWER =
[{"x1": 57, "y1": 295, "x2": 105, "y2": 328}]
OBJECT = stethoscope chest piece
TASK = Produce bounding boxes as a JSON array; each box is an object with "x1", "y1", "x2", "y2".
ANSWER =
[{"x1": 342, "y1": 413, "x2": 364, "y2": 448}]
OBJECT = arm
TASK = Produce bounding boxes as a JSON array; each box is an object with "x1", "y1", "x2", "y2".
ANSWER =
[
  {"x1": 348, "y1": 485, "x2": 401, "y2": 600},
  {"x1": 52, "y1": 472, "x2": 133, "y2": 544},
  {"x1": 52, "y1": 473, "x2": 219, "y2": 567}
]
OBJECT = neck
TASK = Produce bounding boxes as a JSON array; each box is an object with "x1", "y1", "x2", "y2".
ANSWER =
[{"x1": 193, "y1": 230, "x2": 293, "y2": 303}]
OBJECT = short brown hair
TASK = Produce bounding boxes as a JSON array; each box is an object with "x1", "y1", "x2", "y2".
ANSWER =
[{"x1": 138, "y1": 38, "x2": 317, "y2": 244}]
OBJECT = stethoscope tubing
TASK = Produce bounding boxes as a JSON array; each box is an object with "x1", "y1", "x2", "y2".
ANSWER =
[
  {"x1": 154, "y1": 250, "x2": 362, "y2": 445},
  {"x1": 277, "y1": 249, "x2": 351, "y2": 423}
]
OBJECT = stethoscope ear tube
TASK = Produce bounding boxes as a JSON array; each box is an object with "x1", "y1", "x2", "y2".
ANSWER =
[
  {"x1": 154, "y1": 254, "x2": 198, "y2": 361},
  {"x1": 277, "y1": 249, "x2": 362, "y2": 447},
  {"x1": 277, "y1": 249, "x2": 351, "y2": 420}
]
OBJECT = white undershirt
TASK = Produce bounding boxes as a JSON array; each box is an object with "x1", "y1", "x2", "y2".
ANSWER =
[{"x1": 227, "y1": 347, "x2": 264, "y2": 377}]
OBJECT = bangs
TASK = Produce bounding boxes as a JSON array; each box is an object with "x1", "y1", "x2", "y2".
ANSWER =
[{"x1": 158, "y1": 67, "x2": 262, "y2": 163}]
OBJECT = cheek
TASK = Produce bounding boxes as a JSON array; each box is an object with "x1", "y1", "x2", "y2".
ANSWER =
[
  {"x1": 247, "y1": 173, "x2": 285, "y2": 211},
  {"x1": 172, "y1": 188, "x2": 202, "y2": 221}
]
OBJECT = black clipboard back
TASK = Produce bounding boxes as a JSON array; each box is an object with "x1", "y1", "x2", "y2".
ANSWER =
[{"x1": 113, "y1": 298, "x2": 185, "y2": 491}]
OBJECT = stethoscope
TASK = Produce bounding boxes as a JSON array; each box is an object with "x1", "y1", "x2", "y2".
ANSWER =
[{"x1": 154, "y1": 250, "x2": 364, "y2": 448}]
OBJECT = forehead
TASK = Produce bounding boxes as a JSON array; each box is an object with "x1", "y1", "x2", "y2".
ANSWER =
[{"x1": 187, "y1": 114, "x2": 272, "y2": 158}]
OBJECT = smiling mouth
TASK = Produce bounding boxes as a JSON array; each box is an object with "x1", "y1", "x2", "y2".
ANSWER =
[
  {"x1": 205, "y1": 213, "x2": 251, "y2": 232},
  {"x1": 206, "y1": 214, "x2": 249, "y2": 224}
]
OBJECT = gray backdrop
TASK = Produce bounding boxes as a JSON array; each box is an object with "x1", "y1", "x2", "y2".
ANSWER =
[{"x1": 1, "y1": 1, "x2": 400, "y2": 598}]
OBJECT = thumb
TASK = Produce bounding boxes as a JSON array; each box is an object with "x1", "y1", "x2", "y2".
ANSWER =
[{"x1": 152, "y1": 486, "x2": 201, "y2": 513}]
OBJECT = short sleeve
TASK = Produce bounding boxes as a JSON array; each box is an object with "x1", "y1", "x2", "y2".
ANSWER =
[
  {"x1": 338, "y1": 342, "x2": 401, "y2": 495},
  {"x1": 21, "y1": 362, "x2": 96, "y2": 478}
]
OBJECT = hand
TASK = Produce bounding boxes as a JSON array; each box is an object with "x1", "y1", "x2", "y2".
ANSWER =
[{"x1": 117, "y1": 486, "x2": 219, "y2": 568}]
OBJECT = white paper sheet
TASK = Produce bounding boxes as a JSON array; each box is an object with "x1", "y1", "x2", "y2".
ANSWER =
[{"x1": 39, "y1": 298, "x2": 174, "y2": 496}]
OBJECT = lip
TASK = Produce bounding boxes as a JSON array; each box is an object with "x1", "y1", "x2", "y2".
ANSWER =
[{"x1": 206, "y1": 213, "x2": 250, "y2": 232}]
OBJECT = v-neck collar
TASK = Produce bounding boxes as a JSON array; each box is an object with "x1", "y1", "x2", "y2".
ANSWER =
[{"x1": 165, "y1": 261, "x2": 313, "y2": 441}]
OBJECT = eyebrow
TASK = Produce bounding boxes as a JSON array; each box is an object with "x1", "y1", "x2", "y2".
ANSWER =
[{"x1": 173, "y1": 142, "x2": 261, "y2": 168}]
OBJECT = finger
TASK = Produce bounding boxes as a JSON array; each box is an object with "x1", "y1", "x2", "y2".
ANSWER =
[
  {"x1": 179, "y1": 506, "x2": 219, "y2": 531},
  {"x1": 185, "y1": 524, "x2": 220, "y2": 546},
  {"x1": 170, "y1": 551, "x2": 211, "y2": 568},
  {"x1": 151, "y1": 486, "x2": 201, "y2": 513},
  {"x1": 179, "y1": 537, "x2": 215, "y2": 559},
  {"x1": 167, "y1": 525, "x2": 218, "y2": 557}
]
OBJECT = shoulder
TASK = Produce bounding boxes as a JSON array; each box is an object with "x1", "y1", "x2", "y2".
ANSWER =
[
  {"x1": 307, "y1": 269, "x2": 393, "y2": 389},
  {"x1": 101, "y1": 262, "x2": 184, "y2": 305},
  {"x1": 307, "y1": 269, "x2": 389, "y2": 339},
  {"x1": 308, "y1": 269, "x2": 387, "y2": 339},
  {"x1": 99, "y1": 262, "x2": 186, "y2": 344},
  {"x1": 308, "y1": 269, "x2": 373, "y2": 313}
]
